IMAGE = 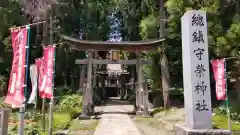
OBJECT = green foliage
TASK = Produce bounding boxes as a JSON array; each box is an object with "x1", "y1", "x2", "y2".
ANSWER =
[
  {"x1": 58, "y1": 94, "x2": 82, "y2": 112},
  {"x1": 8, "y1": 125, "x2": 17, "y2": 135},
  {"x1": 214, "y1": 105, "x2": 240, "y2": 121},
  {"x1": 213, "y1": 115, "x2": 240, "y2": 133},
  {"x1": 169, "y1": 87, "x2": 184, "y2": 101},
  {"x1": 55, "y1": 86, "x2": 74, "y2": 97},
  {"x1": 0, "y1": 0, "x2": 23, "y2": 78},
  {"x1": 57, "y1": 0, "x2": 110, "y2": 40},
  {"x1": 140, "y1": 13, "x2": 158, "y2": 39},
  {"x1": 39, "y1": 112, "x2": 75, "y2": 132},
  {"x1": 1, "y1": 0, "x2": 240, "y2": 112},
  {"x1": 53, "y1": 112, "x2": 72, "y2": 130},
  {"x1": 169, "y1": 87, "x2": 183, "y2": 96},
  {"x1": 8, "y1": 124, "x2": 40, "y2": 135},
  {"x1": 142, "y1": 53, "x2": 162, "y2": 91},
  {"x1": 214, "y1": 23, "x2": 240, "y2": 58}
]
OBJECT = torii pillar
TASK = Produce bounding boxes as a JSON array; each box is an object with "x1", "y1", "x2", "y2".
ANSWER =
[
  {"x1": 81, "y1": 51, "x2": 94, "y2": 117},
  {"x1": 136, "y1": 52, "x2": 149, "y2": 116},
  {"x1": 136, "y1": 52, "x2": 143, "y2": 115},
  {"x1": 78, "y1": 65, "x2": 86, "y2": 92}
]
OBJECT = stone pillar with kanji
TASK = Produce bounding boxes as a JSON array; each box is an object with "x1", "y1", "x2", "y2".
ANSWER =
[{"x1": 174, "y1": 10, "x2": 231, "y2": 135}]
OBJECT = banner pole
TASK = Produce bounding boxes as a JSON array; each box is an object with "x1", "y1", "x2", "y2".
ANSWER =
[
  {"x1": 48, "y1": 46, "x2": 55, "y2": 135},
  {"x1": 9, "y1": 21, "x2": 46, "y2": 31},
  {"x1": 41, "y1": 21, "x2": 48, "y2": 132},
  {"x1": 224, "y1": 59, "x2": 231, "y2": 130},
  {"x1": 18, "y1": 25, "x2": 30, "y2": 135},
  {"x1": 41, "y1": 98, "x2": 46, "y2": 131},
  {"x1": 48, "y1": 3, "x2": 54, "y2": 135}
]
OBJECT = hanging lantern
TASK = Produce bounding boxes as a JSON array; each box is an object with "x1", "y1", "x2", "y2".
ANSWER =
[{"x1": 111, "y1": 50, "x2": 120, "y2": 61}]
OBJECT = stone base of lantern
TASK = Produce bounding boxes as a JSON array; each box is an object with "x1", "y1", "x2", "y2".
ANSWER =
[
  {"x1": 79, "y1": 104, "x2": 94, "y2": 120},
  {"x1": 136, "y1": 110, "x2": 143, "y2": 116},
  {"x1": 136, "y1": 110, "x2": 150, "y2": 117},
  {"x1": 174, "y1": 124, "x2": 231, "y2": 135}
]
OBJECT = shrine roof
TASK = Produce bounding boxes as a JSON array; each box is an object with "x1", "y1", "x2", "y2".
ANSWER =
[{"x1": 61, "y1": 34, "x2": 165, "y2": 51}]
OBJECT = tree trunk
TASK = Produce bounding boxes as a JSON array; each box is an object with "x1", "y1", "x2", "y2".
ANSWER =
[
  {"x1": 159, "y1": 0, "x2": 170, "y2": 108},
  {"x1": 160, "y1": 50, "x2": 170, "y2": 108}
]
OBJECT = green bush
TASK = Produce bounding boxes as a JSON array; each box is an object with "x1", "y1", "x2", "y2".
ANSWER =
[
  {"x1": 58, "y1": 94, "x2": 82, "y2": 112},
  {"x1": 169, "y1": 87, "x2": 184, "y2": 101},
  {"x1": 8, "y1": 123, "x2": 40, "y2": 135},
  {"x1": 37, "y1": 109, "x2": 80, "y2": 133},
  {"x1": 68, "y1": 108, "x2": 82, "y2": 119},
  {"x1": 8, "y1": 125, "x2": 18, "y2": 135},
  {"x1": 55, "y1": 86, "x2": 74, "y2": 97},
  {"x1": 214, "y1": 105, "x2": 240, "y2": 121},
  {"x1": 53, "y1": 112, "x2": 72, "y2": 130}
]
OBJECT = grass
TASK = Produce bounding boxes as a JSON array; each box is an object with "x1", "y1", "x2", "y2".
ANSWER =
[
  {"x1": 213, "y1": 115, "x2": 240, "y2": 132},
  {"x1": 34, "y1": 107, "x2": 82, "y2": 135},
  {"x1": 136, "y1": 107, "x2": 240, "y2": 135},
  {"x1": 68, "y1": 119, "x2": 99, "y2": 131},
  {"x1": 47, "y1": 107, "x2": 82, "y2": 130},
  {"x1": 149, "y1": 107, "x2": 171, "y2": 116},
  {"x1": 53, "y1": 112, "x2": 72, "y2": 130}
]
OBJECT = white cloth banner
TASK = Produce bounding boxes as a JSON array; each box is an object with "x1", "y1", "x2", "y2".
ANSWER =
[{"x1": 28, "y1": 64, "x2": 38, "y2": 104}]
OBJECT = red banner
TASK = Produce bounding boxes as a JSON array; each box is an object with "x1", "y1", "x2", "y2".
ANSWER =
[
  {"x1": 212, "y1": 59, "x2": 226, "y2": 100},
  {"x1": 35, "y1": 58, "x2": 45, "y2": 98},
  {"x1": 39, "y1": 46, "x2": 55, "y2": 99},
  {"x1": 4, "y1": 28, "x2": 28, "y2": 107}
]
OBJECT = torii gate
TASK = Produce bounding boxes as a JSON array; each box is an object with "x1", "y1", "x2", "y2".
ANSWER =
[{"x1": 61, "y1": 34, "x2": 165, "y2": 117}]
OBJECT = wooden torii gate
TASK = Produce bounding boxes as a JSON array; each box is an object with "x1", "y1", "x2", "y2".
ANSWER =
[{"x1": 61, "y1": 34, "x2": 165, "y2": 117}]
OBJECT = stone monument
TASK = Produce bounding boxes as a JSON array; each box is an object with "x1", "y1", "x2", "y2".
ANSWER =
[{"x1": 174, "y1": 10, "x2": 231, "y2": 135}]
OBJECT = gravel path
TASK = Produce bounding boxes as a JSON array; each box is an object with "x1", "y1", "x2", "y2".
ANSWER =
[{"x1": 93, "y1": 97, "x2": 141, "y2": 135}]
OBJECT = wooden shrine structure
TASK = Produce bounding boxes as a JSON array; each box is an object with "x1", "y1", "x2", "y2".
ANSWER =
[{"x1": 61, "y1": 34, "x2": 165, "y2": 117}]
